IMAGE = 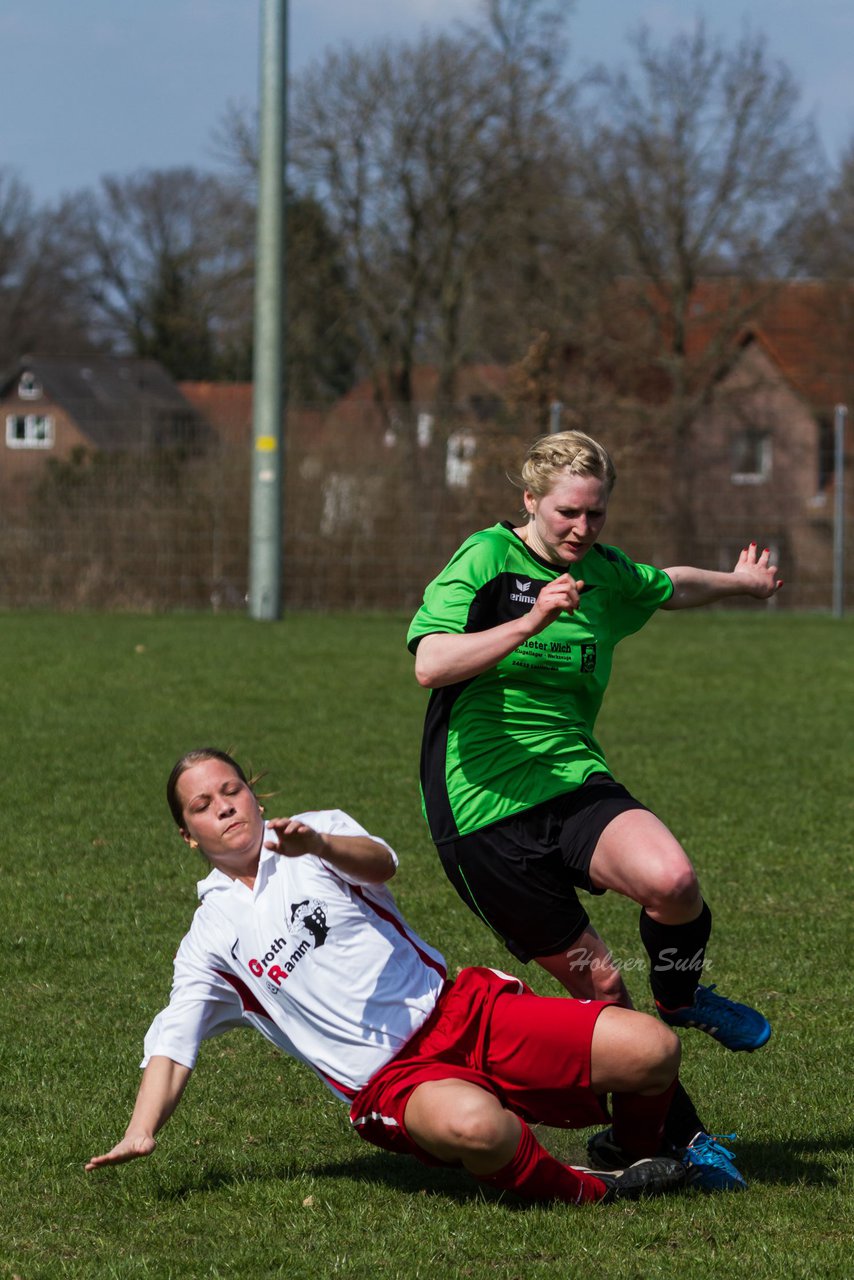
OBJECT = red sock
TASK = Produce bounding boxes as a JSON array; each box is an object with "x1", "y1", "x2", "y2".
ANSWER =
[
  {"x1": 476, "y1": 1120, "x2": 608, "y2": 1205},
  {"x1": 611, "y1": 1078, "x2": 678, "y2": 1159}
]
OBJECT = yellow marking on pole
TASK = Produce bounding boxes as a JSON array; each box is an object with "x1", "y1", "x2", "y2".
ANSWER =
[{"x1": 256, "y1": 436, "x2": 277, "y2": 453}]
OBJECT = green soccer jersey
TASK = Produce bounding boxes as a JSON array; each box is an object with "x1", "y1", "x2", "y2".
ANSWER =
[{"x1": 407, "y1": 521, "x2": 674, "y2": 844}]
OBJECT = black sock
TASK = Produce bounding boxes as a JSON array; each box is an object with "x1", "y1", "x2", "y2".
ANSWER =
[
  {"x1": 663, "y1": 1080, "x2": 705, "y2": 1150},
  {"x1": 639, "y1": 902, "x2": 712, "y2": 1008}
]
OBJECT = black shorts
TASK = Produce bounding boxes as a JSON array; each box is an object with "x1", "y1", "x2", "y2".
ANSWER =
[{"x1": 437, "y1": 774, "x2": 650, "y2": 963}]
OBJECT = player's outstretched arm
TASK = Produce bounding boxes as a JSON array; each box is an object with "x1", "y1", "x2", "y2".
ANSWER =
[
  {"x1": 85, "y1": 1056, "x2": 192, "y2": 1171},
  {"x1": 660, "y1": 543, "x2": 782, "y2": 610}
]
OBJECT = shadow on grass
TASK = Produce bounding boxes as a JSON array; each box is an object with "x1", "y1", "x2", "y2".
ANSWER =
[
  {"x1": 313, "y1": 1152, "x2": 486, "y2": 1204},
  {"x1": 316, "y1": 1134, "x2": 852, "y2": 1197},
  {"x1": 153, "y1": 1150, "x2": 500, "y2": 1207},
  {"x1": 153, "y1": 1160, "x2": 303, "y2": 1202},
  {"x1": 734, "y1": 1133, "x2": 854, "y2": 1187},
  {"x1": 153, "y1": 1130, "x2": 854, "y2": 1205}
]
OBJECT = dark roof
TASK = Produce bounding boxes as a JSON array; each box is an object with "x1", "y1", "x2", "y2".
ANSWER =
[{"x1": 0, "y1": 355, "x2": 202, "y2": 450}]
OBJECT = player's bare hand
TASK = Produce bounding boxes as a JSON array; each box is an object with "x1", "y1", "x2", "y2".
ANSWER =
[
  {"x1": 528, "y1": 573, "x2": 584, "y2": 632},
  {"x1": 732, "y1": 543, "x2": 783, "y2": 598},
  {"x1": 265, "y1": 818, "x2": 323, "y2": 858},
  {"x1": 85, "y1": 1134, "x2": 156, "y2": 1171}
]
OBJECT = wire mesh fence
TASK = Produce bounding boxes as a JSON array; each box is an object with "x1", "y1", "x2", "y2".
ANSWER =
[{"x1": 1, "y1": 405, "x2": 850, "y2": 613}]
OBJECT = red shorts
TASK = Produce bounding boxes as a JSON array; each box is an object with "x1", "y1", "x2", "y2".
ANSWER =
[{"x1": 349, "y1": 966, "x2": 610, "y2": 1165}]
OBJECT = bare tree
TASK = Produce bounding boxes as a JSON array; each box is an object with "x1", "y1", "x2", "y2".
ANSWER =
[
  {"x1": 71, "y1": 167, "x2": 255, "y2": 380},
  {"x1": 462, "y1": 1, "x2": 592, "y2": 360},
  {"x1": 799, "y1": 140, "x2": 854, "y2": 275},
  {"x1": 0, "y1": 169, "x2": 93, "y2": 360},
  {"x1": 291, "y1": 36, "x2": 495, "y2": 412},
  {"x1": 213, "y1": 1, "x2": 593, "y2": 435},
  {"x1": 286, "y1": 2, "x2": 585, "y2": 421},
  {"x1": 570, "y1": 19, "x2": 825, "y2": 555}
]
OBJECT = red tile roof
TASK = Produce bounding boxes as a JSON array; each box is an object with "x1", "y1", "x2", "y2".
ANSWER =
[{"x1": 661, "y1": 279, "x2": 854, "y2": 411}]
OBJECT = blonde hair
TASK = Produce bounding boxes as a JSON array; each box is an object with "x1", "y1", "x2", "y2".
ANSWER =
[{"x1": 520, "y1": 431, "x2": 616, "y2": 499}]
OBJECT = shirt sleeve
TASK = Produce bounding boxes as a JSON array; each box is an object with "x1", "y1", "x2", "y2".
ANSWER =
[
  {"x1": 626, "y1": 558, "x2": 674, "y2": 607},
  {"x1": 140, "y1": 926, "x2": 245, "y2": 1070},
  {"x1": 407, "y1": 531, "x2": 500, "y2": 650},
  {"x1": 592, "y1": 544, "x2": 674, "y2": 640},
  {"x1": 286, "y1": 809, "x2": 399, "y2": 887}
]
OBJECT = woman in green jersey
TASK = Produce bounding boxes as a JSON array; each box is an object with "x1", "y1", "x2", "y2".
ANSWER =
[{"x1": 408, "y1": 430, "x2": 782, "y2": 1192}]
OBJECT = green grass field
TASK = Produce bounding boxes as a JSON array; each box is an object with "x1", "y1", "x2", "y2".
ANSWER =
[{"x1": 1, "y1": 610, "x2": 852, "y2": 1279}]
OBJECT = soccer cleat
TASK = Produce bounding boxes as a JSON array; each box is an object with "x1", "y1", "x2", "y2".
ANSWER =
[
  {"x1": 656, "y1": 983, "x2": 772, "y2": 1051},
  {"x1": 583, "y1": 1156, "x2": 687, "y2": 1202},
  {"x1": 585, "y1": 1126, "x2": 632, "y2": 1173},
  {"x1": 682, "y1": 1132, "x2": 747, "y2": 1193},
  {"x1": 586, "y1": 1126, "x2": 748, "y2": 1194}
]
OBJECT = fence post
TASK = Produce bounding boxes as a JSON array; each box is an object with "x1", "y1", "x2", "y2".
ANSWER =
[
  {"x1": 833, "y1": 404, "x2": 846, "y2": 619},
  {"x1": 248, "y1": 0, "x2": 287, "y2": 620}
]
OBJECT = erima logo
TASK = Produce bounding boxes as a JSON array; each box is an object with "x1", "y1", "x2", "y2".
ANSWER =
[{"x1": 510, "y1": 577, "x2": 537, "y2": 605}]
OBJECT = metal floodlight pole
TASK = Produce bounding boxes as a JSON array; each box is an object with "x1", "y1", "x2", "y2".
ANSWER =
[
  {"x1": 832, "y1": 403, "x2": 847, "y2": 619},
  {"x1": 248, "y1": 0, "x2": 288, "y2": 620}
]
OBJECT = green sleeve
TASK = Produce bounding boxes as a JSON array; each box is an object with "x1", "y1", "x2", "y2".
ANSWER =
[{"x1": 407, "y1": 530, "x2": 503, "y2": 650}]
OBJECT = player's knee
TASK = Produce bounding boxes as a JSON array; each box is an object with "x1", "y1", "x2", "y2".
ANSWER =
[
  {"x1": 442, "y1": 1096, "x2": 509, "y2": 1157},
  {"x1": 647, "y1": 862, "x2": 700, "y2": 914},
  {"x1": 647, "y1": 1022, "x2": 681, "y2": 1088}
]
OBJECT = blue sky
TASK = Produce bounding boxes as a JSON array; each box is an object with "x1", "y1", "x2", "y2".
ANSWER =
[{"x1": 3, "y1": 0, "x2": 853, "y2": 206}]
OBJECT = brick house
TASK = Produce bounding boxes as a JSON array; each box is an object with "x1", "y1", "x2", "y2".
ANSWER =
[
  {"x1": 530, "y1": 280, "x2": 852, "y2": 607},
  {"x1": 178, "y1": 288, "x2": 851, "y2": 611},
  {"x1": 0, "y1": 355, "x2": 205, "y2": 490},
  {"x1": 661, "y1": 282, "x2": 852, "y2": 606},
  {"x1": 180, "y1": 302, "x2": 851, "y2": 610}
]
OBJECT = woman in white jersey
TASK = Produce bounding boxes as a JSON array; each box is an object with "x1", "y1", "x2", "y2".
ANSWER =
[
  {"x1": 85, "y1": 748, "x2": 688, "y2": 1206},
  {"x1": 408, "y1": 430, "x2": 781, "y2": 1188}
]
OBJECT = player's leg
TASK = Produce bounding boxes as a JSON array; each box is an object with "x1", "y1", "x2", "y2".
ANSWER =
[
  {"x1": 442, "y1": 804, "x2": 716, "y2": 1150},
  {"x1": 403, "y1": 1078, "x2": 684, "y2": 1204},
  {"x1": 588, "y1": 808, "x2": 770, "y2": 1051},
  {"x1": 403, "y1": 1077, "x2": 519, "y2": 1172},
  {"x1": 403, "y1": 1078, "x2": 607, "y2": 1203},
  {"x1": 538, "y1": 780, "x2": 711, "y2": 1020},
  {"x1": 536, "y1": 922, "x2": 632, "y2": 1006},
  {"x1": 535, "y1": 922, "x2": 711, "y2": 1157},
  {"x1": 590, "y1": 1005, "x2": 684, "y2": 1160},
  {"x1": 481, "y1": 985, "x2": 679, "y2": 1156},
  {"x1": 582, "y1": 997, "x2": 749, "y2": 1192},
  {"x1": 589, "y1": 1004, "x2": 680, "y2": 1095}
]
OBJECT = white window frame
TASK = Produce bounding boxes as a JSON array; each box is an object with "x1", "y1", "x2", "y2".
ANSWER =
[
  {"x1": 446, "y1": 428, "x2": 476, "y2": 488},
  {"x1": 6, "y1": 413, "x2": 55, "y2": 449},
  {"x1": 731, "y1": 430, "x2": 772, "y2": 485}
]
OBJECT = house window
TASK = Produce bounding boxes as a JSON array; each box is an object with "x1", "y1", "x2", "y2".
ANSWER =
[
  {"x1": 446, "y1": 429, "x2": 476, "y2": 488},
  {"x1": 6, "y1": 413, "x2": 55, "y2": 449},
  {"x1": 417, "y1": 412, "x2": 434, "y2": 448},
  {"x1": 731, "y1": 429, "x2": 771, "y2": 484}
]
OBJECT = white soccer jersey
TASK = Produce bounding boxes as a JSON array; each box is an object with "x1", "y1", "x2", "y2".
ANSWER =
[{"x1": 142, "y1": 811, "x2": 447, "y2": 1099}]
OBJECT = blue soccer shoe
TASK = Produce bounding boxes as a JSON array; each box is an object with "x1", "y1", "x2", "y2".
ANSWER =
[
  {"x1": 682, "y1": 1132, "x2": 747, "y2": 1193},
  {"x1": 656, "y1": 983, "x2": 771, "y2": 1051}
]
